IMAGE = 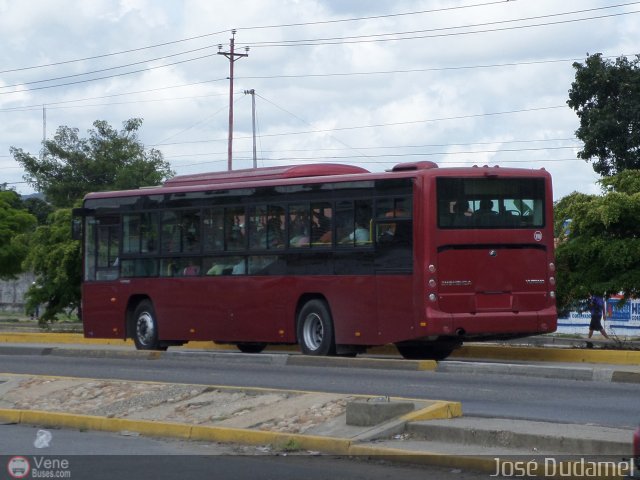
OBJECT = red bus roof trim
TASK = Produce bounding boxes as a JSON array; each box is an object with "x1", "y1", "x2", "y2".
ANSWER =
[
  {"x1": 163, "y1": 163, "x2": 369, "y2": 188},
  {"x1": 83, "y1": 164, "x2": 551, "y2": 201}
]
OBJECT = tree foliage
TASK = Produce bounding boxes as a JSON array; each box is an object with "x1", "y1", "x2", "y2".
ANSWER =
[
  {"x1": 554, "y1": 170, "x2": 640, "y2": 308},
  {"x1": 22, "y1": 209, "x2": 81, "y2": 323},
  {"x1": 11, "y1": 118, "x2": 174, "y2": 208},
  {"x1": 567, "y1": 54, "x2": 640, "y2": 176},
  {"x1": 0, "y1": 190, "x2": 37, "y2": 279}
]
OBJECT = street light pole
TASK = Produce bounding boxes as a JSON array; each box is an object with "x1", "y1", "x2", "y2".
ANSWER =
[{"x1": 244, "y1": 89, "x2": 257, "y2": 168}]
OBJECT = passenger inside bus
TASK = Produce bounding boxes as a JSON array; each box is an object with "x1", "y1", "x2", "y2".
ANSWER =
[
  {"x1": 183, "y1": 263, "x2": 200, "y2": 276},
  {"x1": 452, "y1": 199, "x2": 473, "y2": 226},
  {"x1": 289, "y1": 208, "x2": 310, "y2": 247},
  {"x1": 476, "y1": 199, "x2": 497, "y2": 216},
  {"x1": 474, "y1": 199, "x2": 499, "y2": 226}
]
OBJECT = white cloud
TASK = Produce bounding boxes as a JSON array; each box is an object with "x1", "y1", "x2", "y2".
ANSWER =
[{"x1": 0, "y1": 0, "x2": 637, "y2": 200}]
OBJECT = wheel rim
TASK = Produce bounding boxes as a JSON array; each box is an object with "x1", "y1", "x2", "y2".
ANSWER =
[
  {"x1": 302, "y1": 313, "x2": 323, "y2": 351},
  {"x1": 136, "y1": 311, "x2": 155, "y2": 346}
]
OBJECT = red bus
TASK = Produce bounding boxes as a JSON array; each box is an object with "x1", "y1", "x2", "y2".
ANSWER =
[{"x1": 73, "y1": 161, "x2": 557, "y2": 359}]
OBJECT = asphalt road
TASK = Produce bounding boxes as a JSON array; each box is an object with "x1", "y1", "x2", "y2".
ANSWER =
[
  {"x1": 0, "y1": 424, "x2": 498, "y2": 480},
  {"x1": 0, "y1": 350, "x2": 638, "y2": 429}
]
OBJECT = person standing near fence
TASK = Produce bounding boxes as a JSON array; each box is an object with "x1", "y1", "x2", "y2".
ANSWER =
[{"x1": 587, "y1": 293, "x2": 610, "y2": 340}]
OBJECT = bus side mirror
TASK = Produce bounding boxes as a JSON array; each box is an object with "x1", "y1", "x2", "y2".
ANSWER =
[{"x1": 71, "y1": 207, "x2": 93, "y2": 241}]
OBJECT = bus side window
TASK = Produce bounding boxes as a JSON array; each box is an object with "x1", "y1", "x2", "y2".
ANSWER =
[
  {"x1": 203, "y1": 208, "x2": 224, "y2": 252},
  {"x1": 181, "y1": 210, "x2": 201, "y2": 253},
  {"x1": 311, "y1": 202, "x2": 332, "y2": 247},
  {"x1": 375, "y1": 196, "x2": 412, "y2": 242},
  {"x1": 224, "y1": 207, "x2": 246, "y2": 251},
  {"x1": 289, "y1": 204, "x2": 310, "y2": 247}
]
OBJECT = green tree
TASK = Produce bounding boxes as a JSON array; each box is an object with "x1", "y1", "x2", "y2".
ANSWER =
[
  {"x1": 11, "y1": 118, "x2": 173, "y2": 208},
  {"x1": 22, "y1": 197, "x2": 53, "y2": 225},
  {"x1": 554, "y1": 170, "x2": 640, "y2": 309},
  {"x1": 0, "y1": 190, "x2": 37, "y2": 279},
  {"x1": 567, "y1": 54, "x2": 640, "y2": 176},
  {"x1": 22, "y1": 209, "x2": 81, "y2": 323}
]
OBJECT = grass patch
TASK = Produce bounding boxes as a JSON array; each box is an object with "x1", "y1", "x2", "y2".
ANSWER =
[{"x1": 276, "y1": 439, "x2": 303, "y2": 452}]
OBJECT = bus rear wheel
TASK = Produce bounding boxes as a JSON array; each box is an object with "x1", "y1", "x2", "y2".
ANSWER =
[
  {"x1": 236, "y1": 343, "x2": 267, "y2": 354},
  {"x1": 132, "y1": 300, "x2": 167, "y2": 351},
  {"x1": 395, "y1": 341, "x2": 459, "y2": 361},
  {"x1": 297, "y1": 299, "x2": 336, "y2": 356}
]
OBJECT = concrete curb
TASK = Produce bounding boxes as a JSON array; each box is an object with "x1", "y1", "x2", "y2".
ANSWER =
[
  {"x1": 0, "y1": 344, "x2": 436, "y2": 370},
  {"x1": 1, "y1": 332, "x2": 639, "y2": 366},
  {"x1": 438, "y1": 361, "x2": 640, "y2": 384},
  {"x1": 0, "y1": 379, "x2": 465, "y2": 467},
  {"x1": 0, "y1": 344, "x2": 638, "y2": 383},
  {"x1": 451, "y1": 344, "x2": 640, "y2": 366},
  {"x1": 3, "y1": 409, "x2": 626, "y2": 479},
  {"x1": 0, "y1": 407, "x2": 510, "y2": 477},
  {"x1": 286, "y1": 355, "x2": 436, "y2": 371}
]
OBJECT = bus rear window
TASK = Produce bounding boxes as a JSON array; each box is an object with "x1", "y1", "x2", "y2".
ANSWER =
[{"x1": 437, "y1": 177, "x2": 545, "y2": 229}]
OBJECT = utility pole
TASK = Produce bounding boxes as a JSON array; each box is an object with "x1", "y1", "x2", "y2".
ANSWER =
[
  {"x1": 244, "y1": 89, "x2": 257, "y2": 168},
  {"x1": 218, "y1": 30, "x2": 248, "y2": 171}
]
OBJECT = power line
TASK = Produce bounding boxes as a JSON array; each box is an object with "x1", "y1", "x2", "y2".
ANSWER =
[
  {"x1": 0, "y1": 1, "x2": 512, "y2": 75},
  {"x1": 161, "y1": 138, "x2": 581, "y2": 157},
  {"x1": 158, "y1": 105, "x2": 567, "y2": 145},
  {"x1": 165, "y1": 146, "x2": 580, "y2": 167},
  {"x1": 255, "y1": 3, "x2": 635, "y2": 45},
  {"x1": 237, "y1": 54, "x2": 638, "y2": 80},
  {"x1": 0, "y1": 53, "x2": 635, "y2": 113},
  {"x1": 244, "y1": 8, "x2": 640, "y2": 48},
  {"x1": 0, "y1": 54, "x2": 224, "y2": 95},
  {"x1": 0, "y1": 80, "x2": 230, "y2": 112},
  {"x1": 172, "y1": 157, "x2": 587, "y2": 171},
  {"x1": 239, "y1": 1, "x2": 517, "y2": 31},
  {"x1": 0, "y1": 31, "x2": 229, "y2": 75},
  {"x1": 0, "y1": 44, "x2": 222, "y2": 90},
  {"x1": 4, "y1": 5, "x2": 637, "y2": 95}
]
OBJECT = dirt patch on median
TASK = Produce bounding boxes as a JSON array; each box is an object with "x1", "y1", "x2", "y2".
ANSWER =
[{"x1": 1, "y1": 376, "x2": 353, "y2": 434}]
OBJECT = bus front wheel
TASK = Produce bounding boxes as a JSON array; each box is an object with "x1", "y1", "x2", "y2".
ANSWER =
[
  {"x1": 297, "y1": 299, "x2": 336, "y2": 356},
  {"x1": 132, "y1": 300, "x2": 167, "y2": 351}
]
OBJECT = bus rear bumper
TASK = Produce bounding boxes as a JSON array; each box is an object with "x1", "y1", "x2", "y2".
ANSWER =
[{"x1": 425, "y1": 306, "x2": 557, "y2": 338}]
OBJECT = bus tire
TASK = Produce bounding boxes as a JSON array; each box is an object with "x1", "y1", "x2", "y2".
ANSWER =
[
  {"x1": 132, "y1": 300, "x2": 166, "y2": 351},
  {"x1": 297, "y1": 299, "x2": 336, "y2": 356},
  {"x1": 236, "y1": 343, "x2": 267, "y2": 354}
]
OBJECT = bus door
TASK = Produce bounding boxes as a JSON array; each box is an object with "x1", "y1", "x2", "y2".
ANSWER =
[{"x1": 81, "y1": 214, "x2": 125, "y2": 339}]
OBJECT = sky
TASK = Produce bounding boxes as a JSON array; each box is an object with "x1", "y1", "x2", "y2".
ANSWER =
[{"x1": 1, "y1": 0, "x2": 639, "y2": 200}]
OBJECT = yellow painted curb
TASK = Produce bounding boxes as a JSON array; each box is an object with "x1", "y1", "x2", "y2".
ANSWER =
[
  {"x1": 0, "y1": 408, "x2": 351, "y2": 454},
  {"x1": 4, "y1": 331, "x2": 636, "y2": 367},
  {"x1": 0, "y1": 332, "x2": 132, "y2": 346},
  {"x1": 188, "y1": 425, "x2": 352, "y2": 455},
  {"x1": 400, "y1": 400, "x2": 463, "y2": 422},
  {"x1": 453, "y1": 345, "x2": 640, "y2": 366},
  {"x1": 0, "y1": 408, "x2": 628, "y2": 479}
]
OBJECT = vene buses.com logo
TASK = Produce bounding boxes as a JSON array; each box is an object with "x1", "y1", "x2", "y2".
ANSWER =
[
  {"x1": 7, "y1": 456, "x2": 30, "y2": 479},
  {"x1": 534, "y1": 231, "x2": 543, "y2": 242}
]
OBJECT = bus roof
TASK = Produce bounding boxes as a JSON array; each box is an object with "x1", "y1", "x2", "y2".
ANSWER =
[
  {"x1": 163, "y1": 163, "x2": 369, "y2": 188},
  {"x1": 83, "y1": 162, "x2": 550, "y2": 201}
]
